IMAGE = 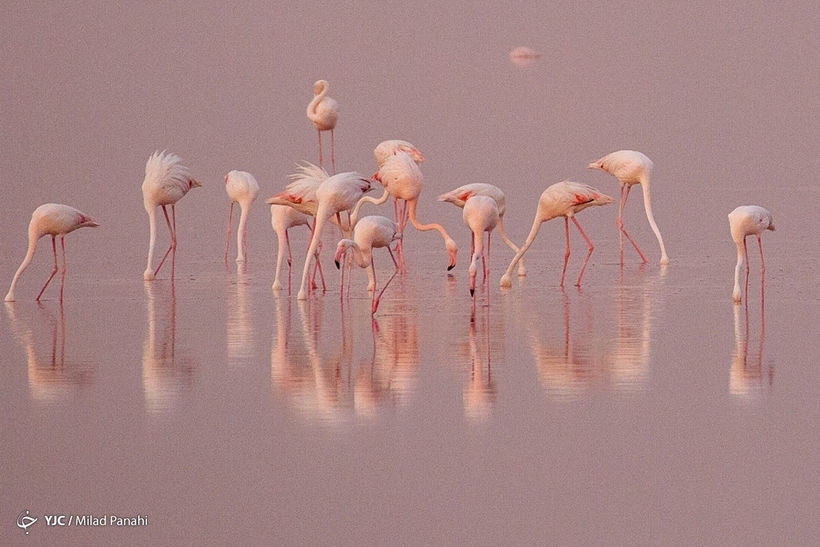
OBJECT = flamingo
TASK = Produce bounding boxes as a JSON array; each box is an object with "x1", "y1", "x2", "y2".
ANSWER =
[
  {"x1": 142, "y1": 151, "x2": 201, "y2": 281},
  {"x1": 267, "y1": 204, "x2": 312, "y2": 292},
  {"x1": 728, "y1": 205, "x2": 774, "y2": 303},
  {"x1": 499, "y1": 181, "x2": 613, "y2": 288},
  {"x1": 333, "y1": 215, "x2": 401, "y2": 314},
  {"x1": 588, "y1": 150, "x2": 669, "y2": 265},
  {"x1": 462, "y1": 195, "x2": 499, "y2": 296},
  {"x1": 307, "y1": 79, "x2": 339, "y2": 173},
  {"x1": 224, "y1": 170, "x2": 259, "y2": 264},
  {"x1": 374, "y1": 139, "x2": 425, "y2": 168},
  {"x1": 354, "y1": 150, "x2": 457, "y2": 271},
  {"x1": 5, "y1": 203, "x2": 99, "y2": 302},
  {"x1": 438, "y1": 182, "x2": 526, "y2": 276},
  {"x1": 297, "y1": 171, "x2": 373, "y2": 300}
]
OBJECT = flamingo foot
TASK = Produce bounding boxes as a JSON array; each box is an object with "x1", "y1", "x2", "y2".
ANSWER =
[{"x1": 499, "y1": 274, "x2": 512, "y2": 289}]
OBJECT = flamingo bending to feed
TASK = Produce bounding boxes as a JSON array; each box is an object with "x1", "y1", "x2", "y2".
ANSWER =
[
  {"x1": 268, "y1": 204, "x2": 312, "y2": 292},
  {"x1": 354, "y1": 150, "x2": 457, "y2": 271},
  {"x1": 307, "y1": 80, "x2": 339, "y2": 173},
  {"x1": 142, "y1": 151, "x2": 201, "y2": 281},
  {"x1": 297, "y1": 171, "x2": 372, "y2": 300},
  {"x1": 438, "y1": 182, "x2": 526, "y2": 276},
  {"x1": 334, "y1": 215, "x2": 401, "y2": 314},
  {"x1": 728, "y1": 205, "x2": 774, "y2": 303},
  {"x1": 5, "y1": 204, "x2": 99, "y2": 302},
  {"x1": 462, "y1": 196, "x2": 499, "y2": 296},
  {"x1": 588, "y1": 149, "x2": 669, "y2": 265},
  {"x1": 224, "y1": 170, "x2": 259, "y2": 263},
  {"x1": 374, "y1": 139, "x2": 425, "y2": 168},
  {"x1": 499, "y1": 181, "x2": 613, "y2": 288}
]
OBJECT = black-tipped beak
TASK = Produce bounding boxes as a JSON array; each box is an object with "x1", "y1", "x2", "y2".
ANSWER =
[
  {"x1": 447, "y1": 264, "x2": 455, "y2": 271},
  {"x1": 469, "y1": 288, "x2": 475, "y2": 297},
  {"x1": 334, "y1": 260, "x2": 340, "y2": 270}
]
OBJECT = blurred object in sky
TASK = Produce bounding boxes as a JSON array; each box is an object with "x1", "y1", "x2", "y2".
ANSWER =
[{"x1": 509, "y1": 46, "x2": 541, "y2": 66}]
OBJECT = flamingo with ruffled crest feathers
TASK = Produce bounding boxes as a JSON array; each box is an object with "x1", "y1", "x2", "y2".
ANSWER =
[
  {"x1": 142, "y1": 151, "x2": 201, "y2": 281},
  {"x1": 5, "y1": 204, "x2": 99, "y2": 302},
  {"x1": 499, "y1": 181, "x2": 613, "y2": 288}
]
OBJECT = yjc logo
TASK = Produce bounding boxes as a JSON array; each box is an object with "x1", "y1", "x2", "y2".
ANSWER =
[{"x1": 17, "y1": 510, "x2": 37, "y2": 534}]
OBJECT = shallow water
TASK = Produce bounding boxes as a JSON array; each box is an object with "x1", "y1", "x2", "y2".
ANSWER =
[{"x1": 3, "y1": 1, "x2": 820, "y2": 545}]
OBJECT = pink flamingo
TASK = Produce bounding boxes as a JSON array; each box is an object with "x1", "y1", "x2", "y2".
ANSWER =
[
  {"x1": 499, "y1": 181, "x2": 613, "y2": 288},
  {"x1": 438, "y1": 182, "x2": 526, "y2": 276},
  {"x1": 142, "y1": 151, "x2": 201, "y2": 281},
  {"x1": 5, "y1": 203, "x2": 99, "y2": 302},
  {"x1": 307, "y1": 80, "x2": 339, "y2": 173},
  {"x1": 355, "y1": 150, "x2": 457, "y2": 271},
  {"x1": 588, "y1": 150, "x2": 669, "y2": 265},
  {"x1": 462, "y1": 196, "x2": 499, "y2": 296},
  {"x1": 333, "y1": 215, "x2": 401, "y2": 314},
  {"x1": 266, "y1": 162, "x2": 343, "y2": 293},
  {"x1": 224, "y1": 170, "x2": 259, "y2": 264},
  {"x1": 374, "y1": 139, "x2": 425, "y2": 168},
  {"x1": 728, "y1": 205, "x2": 775, "y2": 303},
  {"x1": 297, "y1": 171, "x2": 373, "y2": 300}
]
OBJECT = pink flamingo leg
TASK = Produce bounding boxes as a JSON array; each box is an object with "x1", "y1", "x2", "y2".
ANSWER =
[
  {"x1": 572, "y1": 216, "x2": 595, "y2": 287},
  {"x1": 225, "y1": 201, "x2": 234, "y2": 265},
  {"x1": 285, "y1": 229, "x2": 293, "y2": 293},
  {"x1": 757, "y1": 234, "x2": 765, "y2": 303},
  {"x1": 59, "y1": 236, "x2": 67, "y2": 301},
  {"x1": 373, "y1": 247, "x2": 399, "y2": 314},
  {"x1": 559, "y1": 218, "x2": 572, "y2": 287},
  {"x1": 317, "y1": 129, "x2": 324, "y2": 170},
  {"x1": 153, "y1": 205, "x2": 176, "y2": 278},
  {"x1": 330, "y1": 128, "x2": 336, "y2": 174},
  {"x1": 743, "y1": 236, "x2": 750, "y2": 301},
  {"x1": 617, "y1": 185, "x2": 648, "y2": 264},
  {"x1": 36, "y1": 236, "x2": 59, "y2": 301}
]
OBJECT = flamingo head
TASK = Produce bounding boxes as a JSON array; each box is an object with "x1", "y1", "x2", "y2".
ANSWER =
[
  {"x1": 334, "y1": 240, "x2": 353, "y2": 269},
  {"x1": 445, "y1": 238, "x2": 458, "y2": 271},
  {"x1": 397, "y1": 144, "x2": 424, "y2": 164},
  {"x1": 313, "y1": 80, "x2": 328, "y2": 95}
]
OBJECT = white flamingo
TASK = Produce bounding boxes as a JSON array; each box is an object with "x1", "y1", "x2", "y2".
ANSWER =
[
  {"x1": 728, "y1": 205, "x2": 774, "y2": 303},
  {"x1": 224, "y1": 170, "x2": 259, "y2": 264},
  {"x1": 462, "y1": 195, "x2": 499, "y2": 296},
  {"x1": 307, "y1": 80, "x2": 339, "y2": 173}
]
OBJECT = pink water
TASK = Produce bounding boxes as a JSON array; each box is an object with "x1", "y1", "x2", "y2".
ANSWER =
[{"x1": 3, "y1": 1, "x2": 820, "y2": 545}]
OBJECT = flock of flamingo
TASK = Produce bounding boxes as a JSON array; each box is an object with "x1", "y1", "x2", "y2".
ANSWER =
[{"x1": 3, "y1": 80, "x2": 775, "y2": 310}]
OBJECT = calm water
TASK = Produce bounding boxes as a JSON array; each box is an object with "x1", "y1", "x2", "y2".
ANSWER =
[{"x1": 3, "y1": 1, "x2": 820, "y2": 545}]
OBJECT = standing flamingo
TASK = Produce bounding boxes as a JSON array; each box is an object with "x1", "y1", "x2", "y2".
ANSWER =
[
  {"x1": 307, "y1": 80, "x2": 339, "y2": 173},
  {"x1": 224, "y1": 170, "x2": 259, "y2": 264},
  {"x1": 333, "y1": 215, "x2": 401, "y2": 314},
  {"x1": 297, "y1": 171, "x2": 372, "y2": 300},
  {"x1": 142, "y1": 151, "x2": 201, "y2": 281},
  {"x1": 438, "y1": 183, "x2": 526, "y2": 276},
  {"x1": 5, "y1": 204, "x2": 99, "y2": 302},
  {"x1": 728, "y1": 205, "x2": 775, "y2": 303},
  {"x1": 588, "y1": 150, "x2": 669, "y2": 265},
  {"x1": 462, "y1": 196, "x2": 499, "y2": 296},
  {"x1": 354, "y1": 150, "x2": 457, "y2": 271},
  {"x1": 499, "y1": 181, "x2": 613, "y2": 288}
]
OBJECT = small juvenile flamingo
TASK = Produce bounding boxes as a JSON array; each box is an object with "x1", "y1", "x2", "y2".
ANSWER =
[
  {"x1": 267, "y1": 203, "x2": 312, "y2": 292},
  {"x1": 462, "y1": 196, "x2": 499, "y2": 296},
  {"x1": 333, "y1": 215, "x2": 401, "y2": 314},
  {"x1": 142, "y1": 151, "x2": 201, "y2": 281},
  {"x1": 355, "y1": 150, "x2": 457, "y2": 271},
  {"x1": 499, "y1": 181, "x2": 613, "y2": 289},
  {"x1": 297, "y1": 171, "x2": 373, "y2": 300},
  {"x1": 307, "y1": 80, "x2": 339, "y2": 173},
  {"x1": 588, "y1": 150, "x2": 669, "y2": 265},
  {"x1": 438, "y1": 183, "x2": 526, "y2": 276},
  {"x1": 224, "y1": 170, "x2": 259, "y2": 264},
  {"x1": 728, "y1": 205, "x2": 775, "y2": 303},
  {"x1": 5, "y1": 204, "x2": 99, "y2": 302}
]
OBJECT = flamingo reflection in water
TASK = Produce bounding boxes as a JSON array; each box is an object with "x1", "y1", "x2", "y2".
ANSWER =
[
  {"x1": 730, "y1": 299, "x2": 773, "y2": 399},
  {"x1": 142, "y1": 281, "x2": 195, "y2": 413},
  {"x1": 5, "y1": 302, "x2": 93, "y2": 402},
  {"x1": 459, "y1": 303, "x2": 497, "y2": 421},
  {"x1": 226, "y1": 265, "x2": 255, "y2": 368}
]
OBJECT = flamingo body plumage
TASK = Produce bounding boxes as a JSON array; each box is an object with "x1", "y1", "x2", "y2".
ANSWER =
[
  {"x1": 374, "y1": 140, "x2": 425, "y2": 168},
  {"x1": 438, "y1": 182, "x2": 526, "y2": 276},
  {"x1": 462, "y1": 195, "x2": 499, "y2": 296},
  {"x1": 334, "y1": 215, "x2": 401, "y2": 313},
  {"x1": 268, "y1": 204, "x2": 312, "y2": 291},
  {"x1": 297, "y1": 171, "x2": 373, "y2": 300},
  {"x1": 224, "y1": 170, "x2": 259, "y2": 263},
  {"x1": 499, "y1": 181, "x2": 613, "y2": 288},
  {"x1": 588, "y1": 149, "x2": 669, "y2": 265},
  {"x1": 5, "y1": 203, "x2": 99, "y2": 302},
  {"x1": 728, "y1": 205, "x2": 774, "y2": 302},
  {"x1": 142, "y1": 151, "x2": 201, "y2": 281},
  {"x1": 307, "y1": 80, "x2": 339, "y2": 172}
]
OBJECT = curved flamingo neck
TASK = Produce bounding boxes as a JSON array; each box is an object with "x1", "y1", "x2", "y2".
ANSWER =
[{"x1": 307, "y1": 83, "x2": 328, "y2": 120}]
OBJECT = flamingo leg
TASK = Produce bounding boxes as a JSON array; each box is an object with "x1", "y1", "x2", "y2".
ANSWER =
[
  {"x1": 317, "y1": 129, "x2": 324, "y2": 169},
  {"x1": 330, "y1": 128, "x2": 336, "y2": 175},
  {"x1": 153, "y1": 205, "x2": 175, "y2": 278},
  {"x1": 743, "y1": 236, "x2": 750, "y2": 300},
  {"x1": 59, "y1": 236, "x2": 67, "y2": 302},
  {"x1": 373, "y1": 247, "x2": 399, "y2": 314},
  {"x1": 757, "y1": 235, "x2": 765, "y2": 303},
  {"x1": 484, "y1": 231, "x2": 491, "y2": 284},
  {"x1": 572, "y1": 216, "x2": 595, "y2": 287},
  {"x1": 559, "y1": 217, "x2": 571, "y2": 287},
  {"x1": 36, "y1": 236, "x2": 59, "y2": 301},
  {"x1": 617, "y1": 185, "x2": 648, "y2": 264},
  {"x1": 225, "y1": 201, "x2": 234, "y2": 265}
]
